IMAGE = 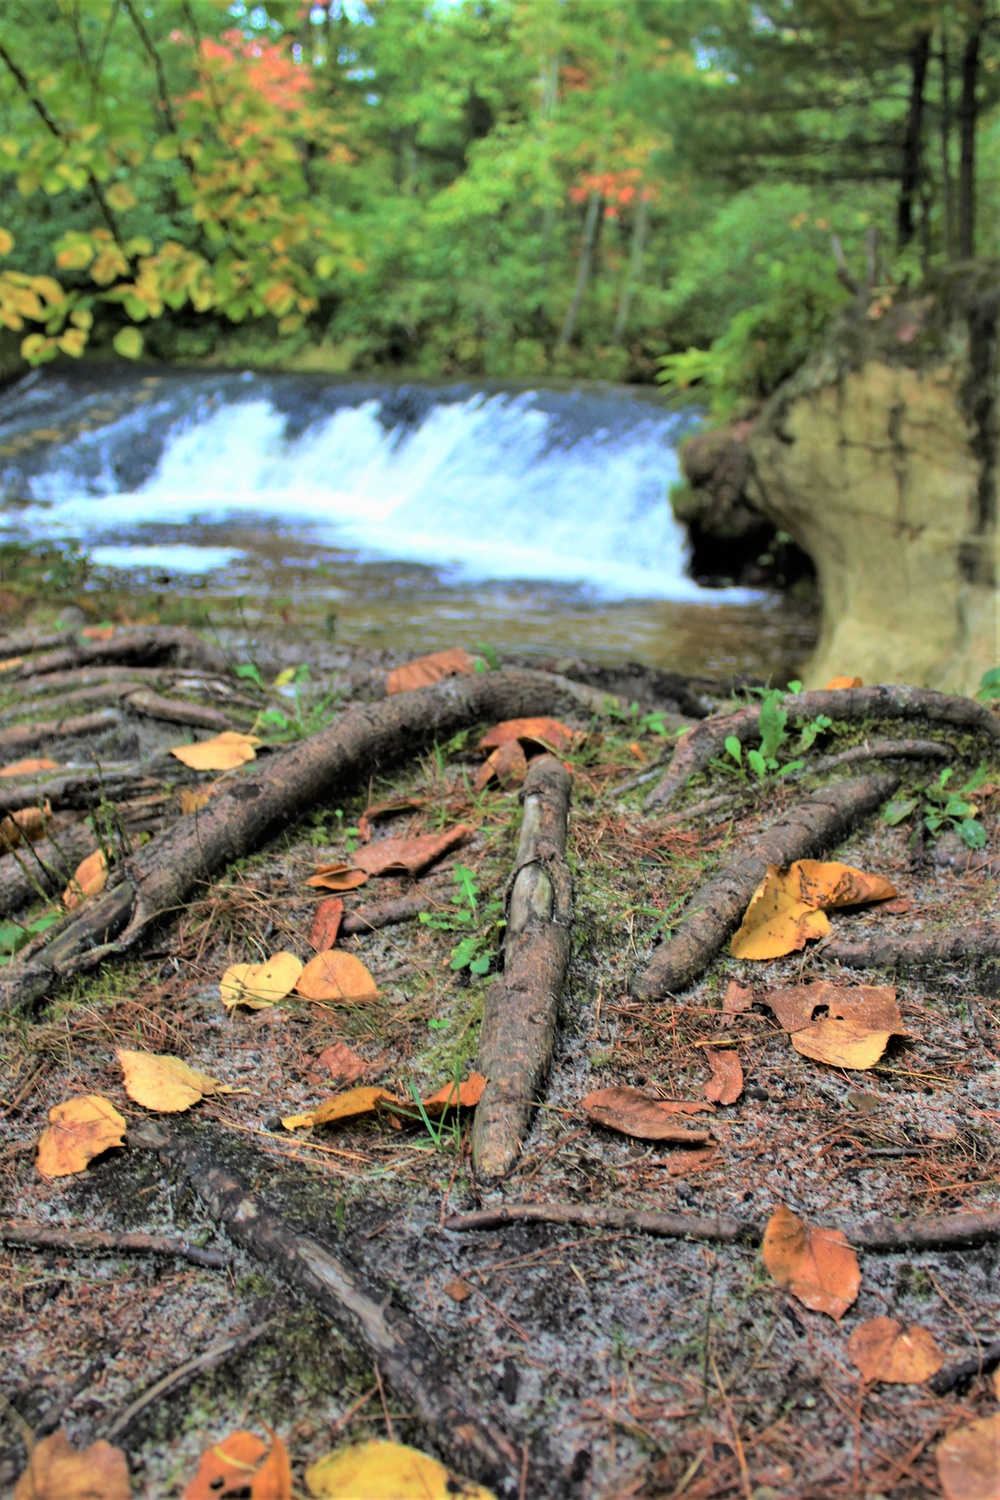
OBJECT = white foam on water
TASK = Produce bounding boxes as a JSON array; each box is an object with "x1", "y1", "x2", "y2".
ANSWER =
[
  {"x1": 89, "y1": 544, "x2": 240, "y2": 573},
  {"x1": 8, "y1": 387, "x2": 755, "y2": 602}
]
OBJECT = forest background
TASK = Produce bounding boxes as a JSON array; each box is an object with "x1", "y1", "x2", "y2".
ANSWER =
[{"x1": 1, "y1": 0, "x2": 999, "y2": 414}]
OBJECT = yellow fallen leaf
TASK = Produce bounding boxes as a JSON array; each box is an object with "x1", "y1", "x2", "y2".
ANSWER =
[
  {"x1": 295, "y1": 950, "x2": 378, "y2": 1004},
  {"x1": 281, "y1": 1113, "x2": 316, "y2": 1132},
  {"x1": 848, "y1": 1316, "x2": 944, "y2": 1384},
  {"x1": 311, "y1": 1086, "x2": 403, "y2": 1126},
  {"x1": 63, "y1": 848, "x2": 108, "y2": 911},
  {"x1": 936, "y1": 1412, "x2": 1000, "y2": 1500},
  {"x1": 730, "y1": 869, "x2": 830, "y2": 960},
  {"x1": 220, "y1": 952, "x2": 303, "y2": 1009},
  {"x1": 790, "y1": 859, "x2": 897, "y2": 910},
  {"x1": 761, "y1": 1203, "x2": 860, "y2": 1320},
  {"x1": 180, "y1": 788, "x2": 212, "y2": 814},
  {"x1": 36, "y1": 1094, "x2": 126, "y2": 1178},
  {"x1": 116, "y1": 1049, "x2": 226, "y2": 1113},
  {"x1": 14, "y1": 1428, "x2": 130, "y2": 1500},
  {"x1": 305, "y1": 1438, "x2": 497, "y2": 1499},
  {"x1": 272, "y1": 667, "x2": 297, "y2": 688},
  {"x1": 170, "y1": 731, "x2": 260, "y2": 771}
]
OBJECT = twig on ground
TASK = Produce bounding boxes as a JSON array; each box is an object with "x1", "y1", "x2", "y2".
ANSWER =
[
  {"x1": 472, "y1": 755, "x2": 573, "y2": 1179},
  {"x1": 824, "y1": 924, "x2": 1000, "y2": 969},
  {"x1": 3, "y1": 626, "x2": 227, "y2": 682},
  {"x1": 635, "y1": 773, "x2": 899, "y2": 999},
  {"x1": 123, "y1": 689, "x2": 236, "y2": 732},
  {"x1": 928, "y1": 1338, "x2": 1000, "y2": 1396},
  {"x1": 0, "y1": 1221, "x2": 228, "y2": 1269},
  {"x1": 341, "y1": 892, "x2": 438, "y2": 934}
]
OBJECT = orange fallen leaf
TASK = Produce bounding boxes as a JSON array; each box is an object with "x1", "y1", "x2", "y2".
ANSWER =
[
  {"x1": 309, "y1": 1085, "x2": 403, "y2": 1127},
  {"x1": 295, "y1": 950, "x2": 378, "y2": 1004},
  {"x1": 220, "y1": 952, "x2": 304, "y2": 1009},
  {"x1": 475, "y1": 739, "x2": 528, "y2": 792},
  {"x1": 184, "y1": 1428, "x2": 290, "y2": 1500},
  {"x1": 582, "y1": 1086, "x2": 715, "y2": 1144},
  {"x1": 703, "y1": 1047, "x2": 743, "y2": 1105},
  {"x1": 351, "y1": 825, "x2": 472, "y2": 877},
  {"x1": 247, "y1": 1430, "x2": 291, "y2": 1500},
  {"x1": 357, "y1": 797, "x2": 423, "y2": 843},
  {"x1": 0, "y1": 757, "x2": 58, "y2": 777},
  {"x1": 479, "y1": 716, "x2": 580, "y2": 754},
  {"x1": 36, "y1": 1094, "x2": 126, "y2": 1178},
  {"x1": 763, "y1": 982, "x2": 905, "y2": 1070},
  {"x1": 761, "y1": 1203, "x2": 860, "y2": 1320},
  {"x1": 313, "y1": 1042, "x2": 365, "y2": 1084},
  {"x1": 0, "y1": 655, "x2": 23, "y2": 673},
  {"x1": 730, "y1": 859, "x2": 896, "y2": 960},
  {"x1": 81, "y1": 625, "x2": 116, "y2": 642},
  {"x1": 308, "y1": 897, "x2": 343, "y2": 952},
  {"x1": 936, "y1": 1412, "x2": 1000, "y2": 1500},
  {"x1": 823, "y1": 675, "x2": 863, "y2": 690},
  {"x1": 386, "y1": 648, "x2": 475, "y2": 696},
  {"x1": 848, "y1": 1316, "x2": 944, "y2": 1384},
  {"x1": 791, "y1": 858, "x2": 897, "y2": 910},
  {"x1": 169, "y1": 731, "x2": 259, "y2": 771},
  {"x1": 305, "y1": 864, "x2": 369, "y2": 892},
  {"x1": 62, "y1": 848, "x2": 108, "y2": 910},
  {"x1": 443, "y1": 1278, "x2": 472, "y2": 1302},
  {"x1": 180, "y1": 787, "x2": 212, "y2": 815},
  {"x1": 421, "y1": 1071, "x2": 487, "y2": 1114},
  {"x1": 722, "y1": 981, "x2": 754, "y2": 1015},
  {"x1": 0, "y1": 804, "x2": 51, "y2": 849},
  {"x1": 14, "y1": 1428, "x2": 130, "y2": 1500}
]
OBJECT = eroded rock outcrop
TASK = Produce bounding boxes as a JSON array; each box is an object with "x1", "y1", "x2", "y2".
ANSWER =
[{"x1": 748, "y1": 266, "x2": 999, "y2": 694}]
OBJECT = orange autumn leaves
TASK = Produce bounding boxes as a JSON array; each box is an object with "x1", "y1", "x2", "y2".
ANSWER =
[
  {"x1": 219, "y1": 949, "x2": 378, "y2": 1009},
  {"x1": 731, "y1": 859, "x2": 897, "y2": 961}
]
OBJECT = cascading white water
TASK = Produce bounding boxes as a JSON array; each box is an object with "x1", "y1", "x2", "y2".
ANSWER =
[{"x1": 0, "y1": 374, "x2": 750, "y2": 602}]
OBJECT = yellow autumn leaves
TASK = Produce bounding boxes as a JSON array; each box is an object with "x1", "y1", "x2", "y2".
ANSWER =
[
  {"x1": 731, "y1": 858, "x2": 896, "y2": 960},
  {"x1": 219, "y1": 949, "x2": 378, "y2": 1010}
]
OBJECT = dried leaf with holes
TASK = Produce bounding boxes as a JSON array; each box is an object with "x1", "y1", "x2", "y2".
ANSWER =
[
  {"x1": 582, "y1": 1086, "x2": 714, "y2": 1144},
  {"x1": 703, "y1": 1048, "x2": 743, "y2": 1105},
  {"x1": 386, "y1": 648, "x2": 476, "y2": 696},
  {"x1": 763, "y1": 982, "x2": 905, "y2": 1070},
  {"x1": 762, "y1": 1204, "x2": 860, "y2": 1320},
  {"x1": 308, "y1": 897, "x2": 343, "y2": 952},
  {"x1": 169, "y1": 730, "x2": 260, "y2": 771},
  {"x1": 62, "y1": 848, "x2": 108, "y2": 911},
  {"x1": 936, "y1": 1413, "x2": 1000, "y2": 1500},
  {"x1": 848, "y1": 1317, "x2": 944, "y2": 1384},
  {"x1": 0, "y1": 757, "x2": 58, "y2": 777},
  {"x1": 14, "y1": 1428, "x2": 130, "y2": 1500},
  {"x1": 479, "y1": 716, "x2": 580, "y2": 754},
  {"x1": 305, "y1": 1439, "x2": 497, "y2": 1499},
  {"x1": 823, "y1": 675, "x2": 863, "y2": 690},
  {"x1": 117, "y1": 1049, "x2": 227, "y2": 1113},
  {"x1": 184, "y1": 1428, "x2": 291, "y2": 1500},
  {"x1": 305, "y1": 863, "x2": 368, "y2": 892},
  {"x1": 730, "y1": 858, "x2": 896, "y2": 960},
  {"x1": 351, "y1": 825, "x2": 472, "y2": 877},
  {"x1": 220, "y1": 952, "x2": 304, "y2": 1010},
  {"x1": 36, "y1": 1095, "x2": 126, "y2": 1178},
  {"x1": 475, "y1": 738, "x2": 528, "y2": 791},
  {"x1": 295, "y1": 951, "x2": 378, "y2": 1004}
]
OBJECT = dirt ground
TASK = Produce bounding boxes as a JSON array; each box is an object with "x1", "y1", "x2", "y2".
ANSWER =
[{"x1": 1, "y1": 622, "x2": 999, "y2": 1499}]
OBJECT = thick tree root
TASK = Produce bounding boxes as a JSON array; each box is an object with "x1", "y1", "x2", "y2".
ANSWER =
[
  {"x1": 0, "y1": 709, "x2": 121, "y2": 760},
  {"x1": 471, "y1": 756, "x2": 573, "y2": 1180},
  {"x1": 123, "y1": 689, "x2": 236, "y2": 732},
  {"x1": 0, "y1": 824, "x2": 102, "y2": 916},
  {"x1": 929, "y1": 1339, "x2": 1000, "y2": 1396},
  {"x1": 0, "y1": 668, "x2": 608, "y2": 1014},
  {"x1": 341, "y1": 891, "x2": 440, "y2": 935},
  {"x1": 0, "y1": 1220, "x2": 227, "y2": 1269},
  {"x1": 0, "y1": 761, "x2": 201, "y2": 816},
  {"x1": 129, "y1": 1121, "x2": 523, "y2": 1496},
  {"x1": 635, "y1": 773, "x2": 899, "y2": 999},
  {"x1": 824, "y1": 924, "x2": 1000, "y2": 968},
  {"x1": 644, "y1": 686, "x2": 1000, "y2": 811},
  {"x1": 0, "y1": 625, "x2": 228, "y2": 682}
]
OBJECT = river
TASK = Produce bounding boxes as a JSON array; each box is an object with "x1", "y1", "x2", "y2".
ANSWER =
[{"x1": 0, "y1": 368, "x2": 816, "y2": 678}]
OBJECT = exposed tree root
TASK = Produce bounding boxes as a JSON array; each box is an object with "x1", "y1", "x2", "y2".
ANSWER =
[
  {"x1": 129, "y1": 1121, "x2": 524, "y2": 1497},
  {"x1": 122, "y1": 689, "x2": 236, "y2": 732},
  {"x1": 0, "y1": 762, "x2": 197, "y2": 816},
  {"x1": 0, "y1": 1220, "x2": 227, "y2": 1269},
  {"x1": 0, "y1": 824, "x2": 103, "y2": 916},
  {"x1": 635, "y1": 773, "x2": 899, "y2": 999},
  {"x1": 824, "y1": 924, "x2": 1000, "y2": 968},
  {"x1": 472, "y1": 756, "x2": 573, "y2": 1180},
  {"x1": 0, "y1": 668, "x2": 610, "y2": 1014},
  {"x1": 0, "y1": 625, "x2": 228, "y2": 682},
  {"x1": 644, "y1": 686, "x2": 1000, "y2": 811},
  {"x1": 341, "y1": 891, "x2": 439, "y2": 935},
  {"x1": 807, "y1": 738, "x2": 952, "y2": 773},
  {"x1": 0, "y1": 709, "x2": 122, "y2": 760},
  {"x1": 929, "y1": 1339, "x2": 1000, "y2": 1396}
]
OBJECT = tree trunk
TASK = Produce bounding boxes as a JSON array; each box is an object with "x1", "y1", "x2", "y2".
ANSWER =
[
  {"x1": 611, "y1": 192, "x2": 649, "y2": 345},
  {"x1": 554, "y1": 190, "x2": 602, "y2": 355},
  {"x1": 898, "y1": 30, "x2": 931, "y2": 248},
  {"x1": 958, "y1": 6, "x2": 983, "y2": 258},
  {"x1": 940, "y1": 25, "x2": 956, "y2": 258}
]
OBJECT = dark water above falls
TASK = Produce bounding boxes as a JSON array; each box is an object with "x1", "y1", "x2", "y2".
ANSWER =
[{"x1": 0, "y1": 369, "x2": 816, "y2": 678}]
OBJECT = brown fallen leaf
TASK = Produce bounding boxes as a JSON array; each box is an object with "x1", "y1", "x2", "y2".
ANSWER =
[
  {"x1": 313, "y1": 1042, "x2": 365, "y2": 1085},
  {"x1": 762, "y1": 982, "x2": 905, "y2": 1070},
  {"x1": 0, "y1": 757, "x2": 58, "y2": 777},
  {"x1": 308, "y1": 897, "x2": 344, "y2": 952},
  {"x1": 936, "y1": 1412, "x2": 1000, "y2": 1500},
  {"x1": 848, "y1": 1316, "x2": 944, "y2": 1384},
  {"x1": 117, "y1": 1049, "x2": 226, "y2": 1113},
  {"x1": 357, "y1": 796, "x2": 424, "y2": 843},
  {"x1": 170, "y1": 730, "x2": 260, "y2": 771},
  {"x1": 295, "y1": 951, "x2": 378, "y2": 1004},
  {"x1": 0, "y1": 655, "x2": 23, "y2": 673},
  {"x1": 761, "y1": 1203, "x2": 860, "y2": 1320},
  {"x1": 305, "y1": 863, "x2": 368, "y2": 892},
  {"x1": 878, "y1": 895, "x2": 913, "y2": 915},
  {"x1": 731, "y1": 858, "x2": 896, "y2": 960},
  {"x1": 36, "y1": 1095, "x2": 127, "y2": 1178},
  {"x1": 443, "y1": 1278, "x2": 472, "y2": 1302},
  {"x1": 721, "y1": 981, "x2": 754, "y2": 1015},
  {"x1": 220, "y1": 952, "x2": 304, "y2": 1009},
  {"x1": 351, "y1": 825, "x2": 472, "y2": 877},
  {"x1": 479, "y1": 716, "x2": 580, "y2": 754},
  {"x1": 824, "y1": 674, "x2": 863, "y2": 689},
  {"x1": 582, "y1": 1086, "x2": 714, "y2": 1144},
  {"x1": 184, "y1": 1427, "x2": 290, "y2": 1500},
  {"x1": 14, "y1": 1428, "x2": 130, "y2": 1500},
  {"x1": 661, "y1": 1148, "x2": 721, "y2": 1176},
  {"x1": 386, "y1": 648, "x2": 476, "y2": 696},
  {"x1": 475, "y1": 739, "x2": 528, "y2": 792},
  {"x1": 421, "y1": 1071, "x2": 487, "y2": 1114},
  {"x1": 0, "y1": 804, "x2": 51, "y2": 850},
  {"x1": 703, "y1": 1047, "x2": 743, "y2": 1105},
  {"x1": 81, "y1": 625, "x2": 117, "y2": 642},
  {"x1": 63, "y1": 848, "x2": 108, "y2": 910}
]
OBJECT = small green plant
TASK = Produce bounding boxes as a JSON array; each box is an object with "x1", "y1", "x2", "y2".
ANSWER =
[
  {"x1": 235, "y1": 661, "x2": 263, "y2": 689},
  {"x1": 253, "y1": 677, "x2": 340, "y2": 743},
  {"x1": 922, "y1": 766, "x2": 988, "y2": 849},
  {"x1": 716, "y1": 687, "x2": 804, "y2": 785},
  {"x1": 385, "y1": 1068, "x2": 463, "y2": 1152},
  {"x1": 977, "y1": 667, "x2": 1000, "y2": 703},
  {"x1": 606, "y1": 699, "x2": 676, "y2": 738},
  {"x1": 474, "y1": 641, "x2": 501, "y2": 670},
  {"x1": 0, "y1": 909, "x2": 62, "y2": 964},
  {"x1": 418, "y1": 862, "x2": 504, "y2": 974}
]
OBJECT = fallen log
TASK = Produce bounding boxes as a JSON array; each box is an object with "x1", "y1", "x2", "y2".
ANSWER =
[
  {"x1": 644, "y1": 686, "x2": 1000, "y2": 811},
  {"x1": 129, "y1": 1121, "x2": 523, "y2": 1496},
  {"x1": 0, "y1": 1220, "x2": 227, "y2": 1269},
  {"x1": 0, "y1": 669, "x2": 611, "y2": 1013},
  {"x1": 6, "y1": 626, "x2": 228, "y2": 682},
  {"x1": 635, "y1": 773, "x2": 899, "y2": 999},
  {"x1": 471, "y1": 756, "x2": 573, "y2": 1180},
  {"x1": 824, "y1": 924, "x2": 1000, "y2": 969}
]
